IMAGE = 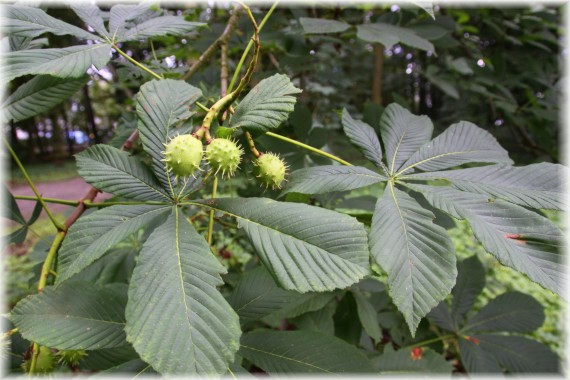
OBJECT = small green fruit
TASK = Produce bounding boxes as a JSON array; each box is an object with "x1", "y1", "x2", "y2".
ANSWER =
[
  {"x1": 163, "y1": 134, "x2": 203, "y2": 177},
  {"x1": 254, "y1": 152, "x2": 287, "y2": 189},
  {"x1": 206, "y1": 138, "x2": 243, "y2": 178},
  {"x1": 22, "y1": 346, "x2": 55, "y2": 374},
  {"x1": 56, "y1": 349, "x2": 87, "y2": 366}
]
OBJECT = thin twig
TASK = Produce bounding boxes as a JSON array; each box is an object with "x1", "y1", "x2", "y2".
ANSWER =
[
  {"x1": 182, "y1": 5, "x2": 243, "y2": 81},
  {"x1": 228, "y1": 1, "x2": 279, "y2": 92},
  {"x1": 122, "y1": 129, "x2": 140, "y2": 151},
  {"x1": 265, "y1": 131, "x2": 352, "y2": 166},
  {"x1": 3, "y1": 137, "x2": 66, "y2": 231},
  {"x1": 245, "y1": 131, "x2": 261, "y2": 158}
]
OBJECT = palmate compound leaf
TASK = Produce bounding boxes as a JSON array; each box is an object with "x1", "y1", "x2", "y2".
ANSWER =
[
  {"x1": 1, "y1": 44, "x2": 112, "y2": 82},
  {"x1": 405, "y1": 163, "x2": 568, "y2": 210},
  {"x1": 397, "y1": 121, "x2": 513, "y2": 175},
  {"x1": 11, "y1": 282, "x2": 127, "y2": 350},
  {"x1": 195, "y1": 197, "x2": 370, "y2": 293},
  {"x1": 75, "y1": 144, "x2": 171, "y2": 201},
  {"x1": 136, "y1": 79, "x2": 202, "y2": 195},
  {"x1": 341, "y1": 108, "x2": 384, "y2": 167},
  {"x1": 56, "y1": 205, "x2": 171, "y2": 284},
  {"x1": 125, "y1": 207, "x2": 240, "y2": 375},
  {"x1": 281, "y1": 165, "x2": 386, "y2": 196},
  {"x1": 229, "y1": 74, "x2": 302, "y2": 132},
  {"x1": 240, "y1": 331, "x2": 376, "y2": 374},
  {"x1": 370, "y1": 184, "x2": 456, "y2": 336},
  {"x1": 2, "y1": 75, "x2": 89, "y2": 123},
  {"x1": 407, "y1": 184, "x2": 566, "y2": 298},
  {"x1": 1, "y1": 4, "x2": 102, "y2": 41},
  {"x1": 380, "y1": 103, "x2": 433, "y2": 175}
]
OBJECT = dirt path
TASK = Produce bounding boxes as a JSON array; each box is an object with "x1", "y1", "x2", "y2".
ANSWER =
[{"x1": 8, "y1": 177, "x2": 113, "y2": 220}]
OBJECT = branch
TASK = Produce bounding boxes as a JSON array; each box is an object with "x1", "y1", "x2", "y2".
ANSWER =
[{"x1": 182, "y1": 5, "x2": 243, "y2": 81}]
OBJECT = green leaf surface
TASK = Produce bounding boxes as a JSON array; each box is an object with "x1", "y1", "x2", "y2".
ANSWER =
[
  {"x1": 370, "y1": 185, "x2": 456, "y2": 335},
  {"x1": 290, "y1": 301, "x2": 336, "y2": 335},
  {"x1": 3, "y1": 188, "x2": 25, "y2": 224},
  {"x1": 71, "y1": 4, "x2": 109, "y2": 38},
  {"x1": 2, "y1": 5, "x2": 101, "y2": 41},
  {"x1": 108, "y1": 3, "x2": 151, "y2": 39},
  {"x1": 406, "y1": 163, "x2": 568, "y2": 210},
  {"x1": 356, "y1": 23, "x2": 435, "y2": 52},
  {"x1": 411, "y1": 1, "x2": 436, "y2": 19},
  {"x1": 449, "y1": 57, "x2": 473, "y2": 74},
  {"x1": 282, "y1": 165, "x2": 386, "y2": 196},
  {"x1": 398, "y1": 121, "x2": 512, "y2": 174},
  {"x1": 125, "y1": 208, "x2": 240, "y2": 375},
  {"x1": 69, "y1": 246, "x2": 137, "y2": 285},
  {"x1": 458, "y1": 337, "x2": 502, "y2": 373},
  {"x1": 92, "y1": 359, "x2": 154, "y2": 377},
  {"x1": 460, "y1": 335, "x2": 559, "y2": 373},
  {"x1": 427, "y1": 302, "x2": 455, "y2": 331},
  {"x1": 118, "y1": 16, "x2": 205, "y2": 42},
  {"x1": 462, "y1": 292, "x2": 545, "y2": 334},
  {"x1": 57, "y1": 205, "x2": 171, "y2": 284},
  {"x1": 262, "y1": 292, "x2": 337, "y2": 326},
  {"x1": 79, "y1": 345, "x2": 139, "y2": 371},
  {"x1": 380, "y1": 103, "x2": 433, "y2": 174},
  {"x1": 2, "y1": 44, "x2": 111, "y2": 82},
  {"x1": 333, "y1": 292, "x2": 362, "y2": 345},
  {"x1": 229, "y1": 74, "x2": 302, "y2": 132},
  {"x1": 425, "y1": 74, "x2": 460, "y2": 99},
  {"x1": 3, "y1": 190, "x2": 41, "y2": 244},
  {"x1": 2, "y1": 75, "x2": 88, "y2": 123},
  {"x1": 353, "y1": 289, "x2": 382, "y2": 342},
  {"x1": 240, "y1": 331, "x2": 376, "y2": 374},
  {"x1": 299, "y1": 17, "x2": 352, "y2": 34},
  {"x1": 342, "y1": 108, "x2": 383, "y2": 167},
  {"x1": 451, "y1": 255, "x2": 486, "y2": 326},
  {"x1": 373, "y1": 346, "x2": 453, "y2": 374},
  {"x1": 410, "y1": 184, "x2": 566, "y2": 298},
  {"x1": 136, "y1": 79, "x2": 202, "y2": 194},
  {"x1": 196, "y1": 197, "x2": 370, "y2": 293},
  {"x1": 11, "y1": 282, "x2": 127, "y2": 350},
  {"x1": 229, "y1": 266, "x2": 323, "y2": 324},
  {"x1": 76, "y1": 144, "x2": 170, "y2": 201}
]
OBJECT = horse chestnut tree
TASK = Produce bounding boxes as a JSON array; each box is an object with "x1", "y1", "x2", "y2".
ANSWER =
[{"x1": 2, "y1": 2, "x2": 565, "y2": 377}]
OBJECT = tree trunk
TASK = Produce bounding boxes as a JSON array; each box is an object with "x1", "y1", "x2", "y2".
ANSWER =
[
  {"x1": 82, "y1": 85, "x2": 101, "y2": 144},
  {"x1": 372, "y1": 44, "x2": 384, "y2": 105},
  {"x1": 60, "y1": 107, "x2": 75, "y2": 157},
  {"x1": 51, "y1": 114, "x2": 65, "y2": 162}
]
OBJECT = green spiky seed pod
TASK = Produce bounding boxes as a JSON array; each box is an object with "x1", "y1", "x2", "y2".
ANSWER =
[
  {"x1": 254, "y1": 152, "x2": 287, "y2": 189},
  {"x1": 205, "y1": 138, "x2": 243, "y2": 178},
  {"x1": 22, "y1": 346, "x2": 55, "y2": 374},
  {"x1": 164, "y1": 134, "x2": 203, "y2": 177},
  {"x1": 56, "y1": 349, "x2": 87, "y2": 366}
]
